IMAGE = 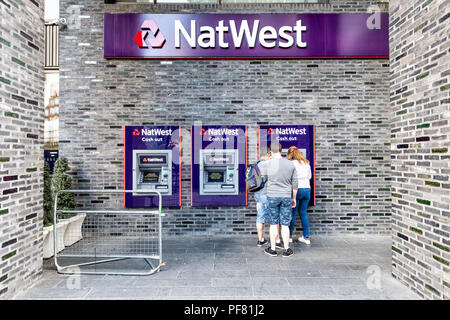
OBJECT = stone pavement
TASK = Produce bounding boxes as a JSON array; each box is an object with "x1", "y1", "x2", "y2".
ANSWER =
[{"x1": 15, "y1": 235, "x2": 420, "y2": 300}]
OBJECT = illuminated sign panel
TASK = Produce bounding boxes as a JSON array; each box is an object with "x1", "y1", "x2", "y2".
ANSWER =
[{"x1": 104, "y1": 13, "x2": 389, "y2": 59}]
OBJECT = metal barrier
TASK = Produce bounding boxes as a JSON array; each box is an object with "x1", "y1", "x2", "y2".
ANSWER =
[{"x1": 53, "y1": 190, "x2": 162, "y2": 276}]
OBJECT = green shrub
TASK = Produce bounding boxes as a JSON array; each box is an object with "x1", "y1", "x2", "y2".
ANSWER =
[
  {"x1": 51, "y1": 157, "x2": 76, "y2": 212},
  {"x1": 43, "y1": 162, "x2": 53, "y2": 226}
]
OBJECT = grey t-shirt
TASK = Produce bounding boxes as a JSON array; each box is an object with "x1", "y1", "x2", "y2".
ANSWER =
[{"x1": 260, "y1": 156, "x2": 298, "y2": 198}]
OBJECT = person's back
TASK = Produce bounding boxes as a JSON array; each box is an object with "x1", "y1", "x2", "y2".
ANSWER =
[
  {"x1": 292, "y1": 159, "x2": 311, "y2": 189},
  {"x1": 263, "y1": 156, "x2": 298, "y2": 198},
  {"x1": 259, "y1": 142, "x2": 298, "y2": 258}
]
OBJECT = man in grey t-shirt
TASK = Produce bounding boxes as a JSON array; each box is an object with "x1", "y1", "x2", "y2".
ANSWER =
[{"x1": 259, "y1": 142, "x2": 298, "y2": 257}]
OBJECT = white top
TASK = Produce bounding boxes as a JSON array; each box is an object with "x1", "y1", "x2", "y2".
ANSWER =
[{"x1": 292, "y1": 160, "x2": 311, "y2": 189}]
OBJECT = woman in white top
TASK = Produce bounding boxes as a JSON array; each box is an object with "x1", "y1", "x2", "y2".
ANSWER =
[{"x1": 286, "y1": 146, "x2": 312, "y2": 245}]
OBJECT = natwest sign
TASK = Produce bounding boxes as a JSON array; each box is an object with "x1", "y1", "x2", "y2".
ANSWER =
[
  {"x1": 269, "y1": 127, "x2": 307, "y2": 135},
  {"x1": 140, "y1": 128, "x2": 173, "y2": 136},
  {"x1": 104, "y1": 13, "x2": 389, "y2": 59},
  {"x1": 202, "y1": 128, "x2": 240, "y2": 136},
  {"x1": 173, "y1": 19, "x2": 307, "y2": 49}
]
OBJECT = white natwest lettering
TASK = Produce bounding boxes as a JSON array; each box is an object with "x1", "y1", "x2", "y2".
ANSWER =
[
  {"x1": 207, "y1": 128, "x2": 239, "y2": 136},
  {"x1": 141, "y1": 128, "x2": 173, "y2": 136},
  {"x1": 174, "y1": 19, "x2": 307, "y2": 49},
  {"x1": 275, "y1": 128, "x2": 307, "y2": 135},
  {"x1": 229, "y1": 20, "x2": 259, "y2": 48}
]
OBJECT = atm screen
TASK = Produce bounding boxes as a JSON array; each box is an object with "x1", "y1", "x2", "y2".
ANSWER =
[
  {"x1": 204, "y1": 154, "x2": 233, "y2": 165},
  {"x1": 139, "y1": 155, "x2": 167, "y2": 165},
  {"x1": 142, "y1": 170, "x2": 160, "y2": 183},
  {"x1": 207, "y1": 171, "x2": 225, "y2": 183}
]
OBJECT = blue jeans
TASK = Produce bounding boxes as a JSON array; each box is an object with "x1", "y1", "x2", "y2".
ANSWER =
[
  {"x1": 289, "y1": 188, "x2": 310, "y2": 238},
  {"x1": 254, "y1": 193, "x2": 268, "y2": 224},
  {"x1": 267, "y1": 197, "x2": 292, "y2": 226}
]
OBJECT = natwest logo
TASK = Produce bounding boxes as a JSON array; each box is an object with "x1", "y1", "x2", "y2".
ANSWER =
[
  {"x1": 202, "y1": 128, "x2": 239, "y2": 136},
  {"x1": 270, "y1": 127, "x2": 307, "y2": 135},
  {"x1": 134, "y1": 20, "x2": 166, "y2": 48},
  {"x1": 139, "y1": 128, "x2": 173, "y2": 136},
  {"x1": 132, "y1": 128, "x2": 141, "y2": 136}
]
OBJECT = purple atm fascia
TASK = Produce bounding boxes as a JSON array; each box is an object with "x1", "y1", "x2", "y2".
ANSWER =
[
  {"x1": 259, "y1": 125, "x2": 316, "y2": 206},
  {"x1": 191, "y1": 125, "x2": 247, "y2": 207},
  {"x1": 124, "y1": 126, "x2": 181, "y2": 207}
]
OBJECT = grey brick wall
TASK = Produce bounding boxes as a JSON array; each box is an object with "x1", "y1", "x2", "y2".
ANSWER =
[
  {"x1": 59, "y1": 0, "x2": 392, "y2": 237},
  {"x1": 0, "y1": 0, "x2": 44, "y2": 299},
  {"x1": 390, "y1": 0, "x2": 450, "y2": 300}
]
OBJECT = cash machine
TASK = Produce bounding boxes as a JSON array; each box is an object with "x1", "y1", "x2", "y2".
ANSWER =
[
  {"x1": 132, "y1": 150, "x2": 172, "y2": 196},
  {"x1": 191, "y1": 125, "x2": 247, "y2": 207},
  {"x1": 259, "y1": 125, "x2": 315, "y2": 206},
  {"x1": 124, "y1": 126, "x2": 181, "y2": 207},
  {"x1": 199, "y1": 149, "x2": 239, "y2": 195}
]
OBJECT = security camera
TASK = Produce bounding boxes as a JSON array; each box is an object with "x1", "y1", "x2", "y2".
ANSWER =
[{"x1": 46, "y1": 18, "x2": 67, "y2": 26}]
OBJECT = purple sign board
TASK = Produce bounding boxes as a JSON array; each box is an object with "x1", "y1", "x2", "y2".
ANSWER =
[
  {"x1": 124, "y1": 126, "x2": 181, "y2": 207},
  {"x1": 104, "y1": 13, "x2": 389, "y2": 59},
  {"x1": 259, "y1": 125, "x2": 316, "y2": 206},
  {"x1": 191, "y1": 125, "x2": 247, "y2": 207}
]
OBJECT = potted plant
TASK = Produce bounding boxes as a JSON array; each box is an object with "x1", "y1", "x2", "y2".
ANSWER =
[
  {"x1": 51, "y1": 157, "x2": 86, "y2": 248},
  {"x1": 42, "y1": 157, "x2": 86, "y2": 258},
  {"x1": 43, "y1": 162, "x2": 55, "y2": 258}
]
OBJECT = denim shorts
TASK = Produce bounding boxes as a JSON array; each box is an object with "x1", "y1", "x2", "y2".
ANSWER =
[
  {"x1": 267, "y1": 197, "x2": 292, "y2": 226},
  {"x1": 254, "y1": 193, "x2": 268, "y2": 224}
]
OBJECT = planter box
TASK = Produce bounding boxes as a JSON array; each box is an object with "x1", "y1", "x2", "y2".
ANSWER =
[
  {"x1": 64, "y1": 213, "x2": 87, "y2": 247},
  {"x1": 43, "y1": 214, "x2": 88, "y2": 258},
  {"x1": 43, "y1": 225, "x2": 54, "y2": 259},
  {"x1": 43, "y1": 221, "x2": 68, "y2": 258},
  {"x1": 56, "y1": 220, "x2": 69, "y2": 253}
]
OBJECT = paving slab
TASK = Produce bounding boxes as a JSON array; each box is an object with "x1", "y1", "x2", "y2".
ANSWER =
[{"x1": 14, "y1": 235, "x2": 421, "y2": 300}]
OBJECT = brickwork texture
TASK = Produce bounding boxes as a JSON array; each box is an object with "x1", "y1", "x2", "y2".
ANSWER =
[
  {"x1": 0, "y1": 0, "x2": 44, "y2": 299},
  {"x1": 390, "y1": 0, "x2": 450, "y2": 300}
]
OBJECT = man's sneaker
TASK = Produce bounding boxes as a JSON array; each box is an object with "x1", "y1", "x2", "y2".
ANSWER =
[
  {"x1": 275, "y1": 241, "x2": 284, "y2": 249},
  {"x1": 298, "y1": 236, "x2": 311, "y2": 245},
  {"x1": 257, "y1": 239, "x2": 268, "y2": 247},
  {"x1": 289, "y1": 238, "x2": 293, "y2": 243},
  {"x1": 264, "y1": 247, "x2": 278, "y2": 257},
  {"x1": 282, "y1": 248, "x2": 294, "y2": 258}
]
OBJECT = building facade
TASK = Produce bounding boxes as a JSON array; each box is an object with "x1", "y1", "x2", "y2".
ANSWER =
[
  {"x1": 59, "y1": 0, "x2": 392, "y2": 236},
  {"x1": 0, "y1": 0, "x2": 448, "y2": 300}
]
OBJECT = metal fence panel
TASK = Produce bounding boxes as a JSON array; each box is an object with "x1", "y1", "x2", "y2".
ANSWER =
[{"x1": 53, "y1": 190, "x2": 162, "y2": 275}]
